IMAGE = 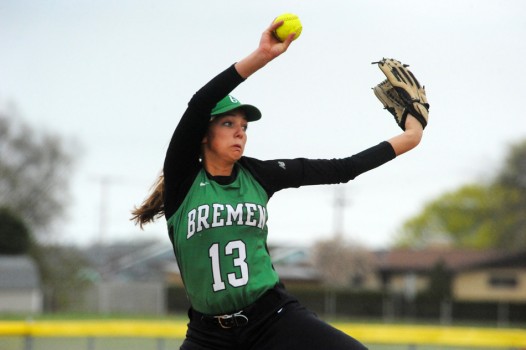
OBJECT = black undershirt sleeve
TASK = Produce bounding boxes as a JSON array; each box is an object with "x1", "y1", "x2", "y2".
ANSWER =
[
  {"x1": 163, "y1": 63, "x2": 397, "y2": 218},
  {"x1": 240, "y1": 141, "x2": 396, "y2": 198}
]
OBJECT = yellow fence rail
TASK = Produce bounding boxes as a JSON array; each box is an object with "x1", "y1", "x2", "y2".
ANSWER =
[
  {"x1": 0, "y1": 320, "x2": 525, "y2": 348},
  {"x1": 333, "y1": 323, "x2": 526, "y2": 348}
]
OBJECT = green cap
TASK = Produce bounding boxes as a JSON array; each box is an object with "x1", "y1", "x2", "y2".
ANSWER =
[{"x1": 211, "y1": 95, "x2": 262, "y2": 122}]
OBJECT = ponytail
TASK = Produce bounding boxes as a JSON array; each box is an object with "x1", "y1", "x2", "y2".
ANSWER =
[{"x1": 130, "y1": 173, "x2": 165, "y2": 229}]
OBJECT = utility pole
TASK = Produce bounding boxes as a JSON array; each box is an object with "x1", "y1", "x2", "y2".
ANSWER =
[
  {"x1": 92, "y1": 175, "x2": 119, "y2": 245},
  {"x1": 333, "y1": 186, "x2": 349, "y2": 238}
]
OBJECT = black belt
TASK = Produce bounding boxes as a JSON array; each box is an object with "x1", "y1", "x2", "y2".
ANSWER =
[
  {"x1": 203, "y1": 310, "x2": 249, "y2": 329},
  {"x1": 191, "y1": 285, "x2": 287, "y2": 329}
]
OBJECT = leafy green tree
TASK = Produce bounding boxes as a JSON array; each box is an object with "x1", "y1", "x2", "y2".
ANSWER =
[
  {"x1": 0, "y1": 207, "x2": 31, "y2": 254},
  {"x1": 493, "y1": 139, "x2": 526, "y2": 248},
  {"x1": 396, "y1": 184, "x2": 507, "y2": 249},
  {"x1": 496, "y1": 139, "x2": 526, "y2": 192},
  {"x1": 395, "y1": 139, "x2": 526, "y2": 250}
]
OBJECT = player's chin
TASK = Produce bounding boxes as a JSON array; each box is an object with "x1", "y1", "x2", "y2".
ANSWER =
[{"x1": 232, "y1": 152, "x2": 244, "y2": 162}]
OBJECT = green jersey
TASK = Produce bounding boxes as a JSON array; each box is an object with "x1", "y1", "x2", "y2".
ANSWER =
[{"x1": 167, "y1": 164, "x2": 279, "y2": 315}]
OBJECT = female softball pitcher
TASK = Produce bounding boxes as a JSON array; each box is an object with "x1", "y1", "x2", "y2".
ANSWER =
[{"x1": 132, "y1": 19, "x2": 427, "y2": 350}]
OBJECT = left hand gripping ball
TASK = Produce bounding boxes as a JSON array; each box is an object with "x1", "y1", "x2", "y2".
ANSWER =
[{"x1": 273, "y1": 13, "x2": 302, "y2": 42}]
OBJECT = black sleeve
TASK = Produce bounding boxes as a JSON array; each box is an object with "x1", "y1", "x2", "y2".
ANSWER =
[
  {"x1": 163, "y1": 64, "x2": 246, "y2": 218},
  {"x1": 240, "y1": 141, "x2": 396, "y2": 198}
]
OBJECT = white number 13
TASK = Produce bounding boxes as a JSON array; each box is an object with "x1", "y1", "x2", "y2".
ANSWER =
[{"x1": 208, "y1": 240, "x2": 249, "y2": 292}]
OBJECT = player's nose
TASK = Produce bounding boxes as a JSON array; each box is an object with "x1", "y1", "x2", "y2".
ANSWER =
[{"x1": 234, "y1": 125, "x2": 246, "y2": 138}]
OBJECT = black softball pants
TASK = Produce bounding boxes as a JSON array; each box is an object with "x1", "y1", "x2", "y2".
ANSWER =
[{"x1": 179, "y1": 285, "x2": 368, "y2": 350}]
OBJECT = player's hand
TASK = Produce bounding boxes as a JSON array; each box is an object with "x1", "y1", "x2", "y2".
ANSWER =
[{"x1": 258, "y1": 21, "x2": 294, "y2": 61}]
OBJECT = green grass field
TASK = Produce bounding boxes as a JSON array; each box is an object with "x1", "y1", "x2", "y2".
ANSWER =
[{"x1": 0, "y1": 337, "x2": 514, "y2": 350}]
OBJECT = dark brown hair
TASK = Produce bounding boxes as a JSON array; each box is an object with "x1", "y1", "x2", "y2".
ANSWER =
[{"x1": 130, "y1": 173, "x2": 165, "y2": 229}]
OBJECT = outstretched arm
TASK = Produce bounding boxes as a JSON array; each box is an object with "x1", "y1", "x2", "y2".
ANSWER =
[
  {"x1": 235, "y1": 20, "x2": 295, "y2": 79},
  {"x1": 388, "y1": 114, "x2": 424, "y2": 156}
]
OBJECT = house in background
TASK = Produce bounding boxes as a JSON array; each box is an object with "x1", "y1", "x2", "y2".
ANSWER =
[
  {"x1": 375, "y1": 248, "x2": 526, "y2": 303},
  {"x1": 453, "y1": 249, "x2": 526, "y2": 303},
  {"x1": 0, "y1": 255, "x2": 43, "y2": 313}
]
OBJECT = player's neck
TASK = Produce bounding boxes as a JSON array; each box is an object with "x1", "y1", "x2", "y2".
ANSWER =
[{"x1": 203, "y1": 160, "x2": 235, "y2": 177}]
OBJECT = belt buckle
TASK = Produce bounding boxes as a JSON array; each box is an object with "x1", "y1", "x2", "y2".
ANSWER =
[{"x1": 215, "y1": 311, "x2": 248, "y2": 329}]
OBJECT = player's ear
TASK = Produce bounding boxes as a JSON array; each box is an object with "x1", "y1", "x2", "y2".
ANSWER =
[{"x1": 202, "y1": 116, "x2": 217, "y2": 145}]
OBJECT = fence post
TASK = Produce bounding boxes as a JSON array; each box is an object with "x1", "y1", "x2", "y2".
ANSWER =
[
  {"x1": 324, "y1": 290, "x2": 336, "y2": 317},
  {"x1": 24, "y1": 336, "x2": 33, "y2": 350},
  {"x1": 382, "y1": 296, "x2": 394, "y2": 322},
  {"x1": 157, "y1": 338, "x2": 166, "y2": 350},
  {"x1": 497, "y1": 302, "x2": 509, "y2": 327},
  {"x1": 440, "y1": 299, "x2": 452, "y2": 325},
  {"x1": 87, "y1": 336, "x2": 95, "y2": 350}
]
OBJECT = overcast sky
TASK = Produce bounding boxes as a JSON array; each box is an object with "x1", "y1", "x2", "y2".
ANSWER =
[{"x1": 1, "y1": 0, "x2": 525, "y2": 249}]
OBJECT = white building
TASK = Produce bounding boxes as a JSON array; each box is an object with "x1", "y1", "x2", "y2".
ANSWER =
[{"x1": 0, "y1": 255, "x2": 43, "y2": 313}]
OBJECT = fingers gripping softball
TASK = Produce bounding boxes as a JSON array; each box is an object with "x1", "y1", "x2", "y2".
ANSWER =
[
  {"x1": 259, "y1": 17, "x2": 298, "y2": 59},
  {"x1": 372, "y1": 58, "x2": 429, "y2": 130}
]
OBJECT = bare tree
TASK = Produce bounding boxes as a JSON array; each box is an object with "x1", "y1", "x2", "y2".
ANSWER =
[
  {"x1": 0, "y1": 103, "x2": 79, "y2": 238},
  {"x1": 312, "y1": 235, "x2": 375, "y2": 288}
]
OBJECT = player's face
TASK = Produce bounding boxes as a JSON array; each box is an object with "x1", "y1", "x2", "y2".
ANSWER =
[{"x1": 203, "y1": 110, "x2": 248, "y2": 165}]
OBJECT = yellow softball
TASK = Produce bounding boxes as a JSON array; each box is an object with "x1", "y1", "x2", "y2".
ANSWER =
[{"x1": 273, "y1": 13, "x2": 302, "y2": 42}]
